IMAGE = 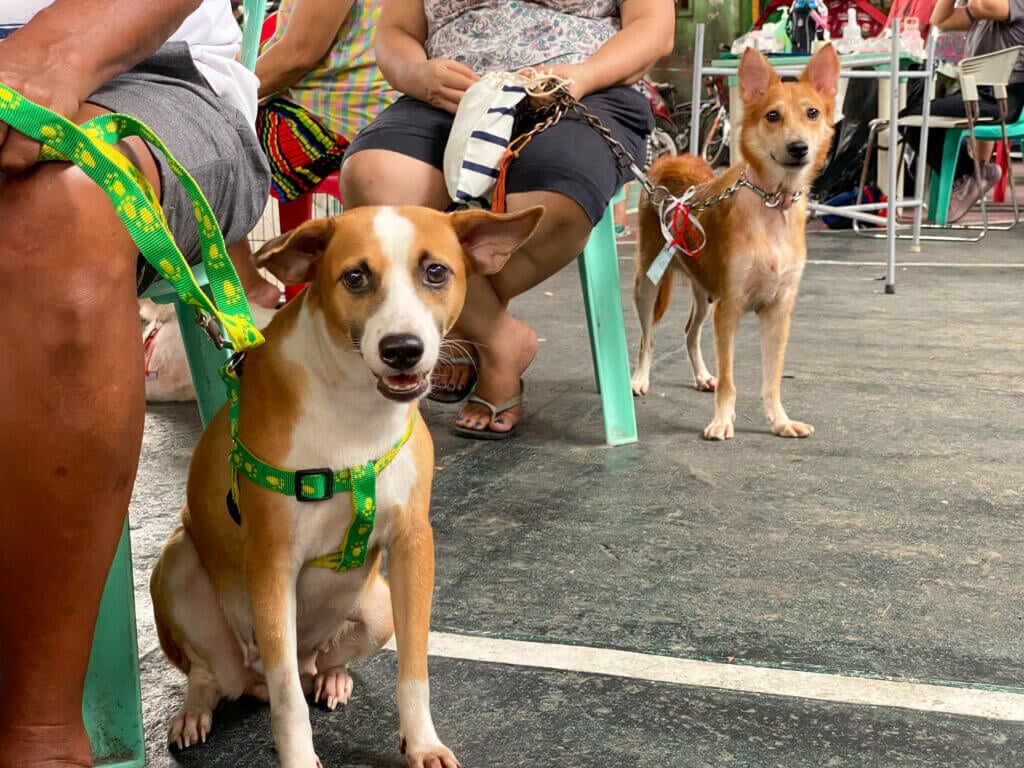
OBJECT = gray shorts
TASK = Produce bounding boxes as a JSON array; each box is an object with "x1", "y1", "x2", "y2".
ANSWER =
[{"x1": 88, "y1": 43, "x2": 271, "y2": 294}]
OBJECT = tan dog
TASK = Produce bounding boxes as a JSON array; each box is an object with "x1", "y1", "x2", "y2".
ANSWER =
[
  {"x1": 150, "y1": 205, "x2": 542, "y2": 768},
  {"x1": 631, "y1": 45, "x2": 839, "y2": 440}
]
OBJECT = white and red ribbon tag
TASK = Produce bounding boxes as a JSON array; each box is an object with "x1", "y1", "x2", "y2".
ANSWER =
[{"x1": 647, "y1": 186, "x2": 707, "y2": 285}]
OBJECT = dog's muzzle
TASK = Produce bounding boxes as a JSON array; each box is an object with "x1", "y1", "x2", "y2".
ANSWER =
[{"x1": 376, "y1": 333, "x2": 430, "y2": 401}]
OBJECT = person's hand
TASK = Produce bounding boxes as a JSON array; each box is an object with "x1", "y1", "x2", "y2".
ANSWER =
[
  {"x1": 521, "y1": 63, "x2": 593, "y2": 108},
  {"x1": 410, "y1": 59, "x2": 479, "y2": 113},
  {"x1": 0, "y1": 42, "x2": 86, "y2": 175}
]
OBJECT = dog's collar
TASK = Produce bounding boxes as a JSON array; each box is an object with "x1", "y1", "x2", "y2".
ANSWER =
[
  {"x1": 736, "y1": 168, "x2": 804, "y2": 211},
  {"x1": 220, "y1": 352, "x2": 416, "y2": 573}
]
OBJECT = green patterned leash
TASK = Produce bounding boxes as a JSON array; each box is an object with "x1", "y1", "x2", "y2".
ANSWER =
[
  {"x1": 0, "y1": 83, "x2": 264, "y2": 352},
  {"x1": 221, "y1": 357, "x2": 417, "y2": 572}
]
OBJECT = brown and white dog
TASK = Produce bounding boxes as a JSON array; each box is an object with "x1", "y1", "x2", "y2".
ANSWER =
[
  {"x1": 631, "y1": 45, "x2": 839, "y2": 440},
  {"x1": 150, "y1": 205, "x2": 542, "y2": 768}
]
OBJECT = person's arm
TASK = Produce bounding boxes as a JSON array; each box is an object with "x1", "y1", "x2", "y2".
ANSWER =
[
  {"x1": 932, "y1": 0, "x2": 973, "y2": 30},
  {"x1": 375, "y1": 0, "x2": 478, "y2": 113},
  {"x1": 256, "y1": 0, "x2": 355, "y2": 100},
  {"x1": 539, "y1": 0, "x2": 676, "y2": 101},
  {"x1": 965, "y1": 0, "x2": 1012, "y2": 20},
  {"x1": 0, "y1": 0, "x2": 201, "y2": 172}
]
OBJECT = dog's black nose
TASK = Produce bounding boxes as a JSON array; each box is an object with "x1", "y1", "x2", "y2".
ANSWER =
[
  {"x1": 379, "y1": 334, "x2": 424, "y2": 370},
  {"x1": 787, "y1": 140, "x2": 809, "y2": 161}
]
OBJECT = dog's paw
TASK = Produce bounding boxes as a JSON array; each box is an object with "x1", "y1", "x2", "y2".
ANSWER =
[
  {"x1": 399, "y1": 735, "x2": 461, "y2": 768},
  {"x1": 703, "y1": 417, "x2": 734, "y2": 440},
  {"x1": 772, "y1": 419, "x2": 814, "y2": 438},
  {"x1": 168, "y1": 707, "x2": 213, "y2": 750},
  {"x1": 630, "y1": 371, "x2": 650, "y2": 396},
  {"x1": 693, "y1": 374, "x2": 717, "y2": 392},
  {"x1": 313, "y1": 666, "x2": 353, "y2": 710}
]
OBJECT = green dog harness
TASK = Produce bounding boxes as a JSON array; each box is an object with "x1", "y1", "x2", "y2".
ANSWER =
[{"x1": 221, "y1": 355, "x2": 417, "y2": 572}]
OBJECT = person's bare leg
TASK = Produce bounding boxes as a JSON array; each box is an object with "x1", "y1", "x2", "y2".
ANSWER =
[
  {"x1": 0, "y1": 104, "x2": 155, "y2": 767},
  {"x1": 455, "y1": 190, "x2": 591, "y2": 434},
  {"x1": 227, "y1": 239, "x2": 281, "y2": 309},
  {"x1": 339, "y1": 149, "x2": 450, "y2": 209}
]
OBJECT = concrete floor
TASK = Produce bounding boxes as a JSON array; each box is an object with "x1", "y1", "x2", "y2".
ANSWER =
[{"x1": 125, "y1": 222, "x2": 1024, "y2": 768}]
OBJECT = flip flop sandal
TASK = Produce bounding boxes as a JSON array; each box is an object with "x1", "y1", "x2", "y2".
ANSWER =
[
  {"x1": 453, "y1": 381, "x2": 524, "y2": 440},
  {"x1": 427, "y1": 355, "x2": 478, "y2": 403}
]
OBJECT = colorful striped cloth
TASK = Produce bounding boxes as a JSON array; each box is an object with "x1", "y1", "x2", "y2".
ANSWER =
[
  {"x1": 267, "y1": 0, "x2": 397, "y2": 141},
  {"x1": 256, "y1": 98, "x2": 348, "y2": 202}
]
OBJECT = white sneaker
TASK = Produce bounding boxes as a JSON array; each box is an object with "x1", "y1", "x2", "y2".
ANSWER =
[{"x1": 946, "y1": 163, "x2": 1002, "y2": 223}]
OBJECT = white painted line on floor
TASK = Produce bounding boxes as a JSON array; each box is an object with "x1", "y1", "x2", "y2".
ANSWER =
[
  {"x1": 615, "y1": 256, "x2": 1024, "y2": 268},
  {"x1": 387, "y1": 632, "x2": 1024, "y2": 722},
  {"x1": 806, "y1": 260, "x2": 1024, "y2": 268}
]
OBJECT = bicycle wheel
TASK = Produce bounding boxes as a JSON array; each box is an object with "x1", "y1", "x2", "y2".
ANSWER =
[
  {"x1": 700, "y1": 107, "x2": 730, "y2": 168},
  {"x1": 649, "y1": 126, "x2": 677, "y2": 162}
]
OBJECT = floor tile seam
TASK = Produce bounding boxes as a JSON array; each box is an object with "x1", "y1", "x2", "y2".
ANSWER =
[{"x1": 383, "y1": 631, "x2": 1024, "y2": 722}]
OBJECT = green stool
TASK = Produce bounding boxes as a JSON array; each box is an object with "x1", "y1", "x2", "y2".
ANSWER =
[{"x1": 578, "y1": 189, "x2": 638, "y2": 446}]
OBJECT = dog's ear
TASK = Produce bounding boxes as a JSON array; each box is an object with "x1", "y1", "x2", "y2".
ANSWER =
[
  {"x1": 801, "y1": 43, "x2": 840, "y2": 99},
  {"x1": 738, "y1": 46, "x2": 779, "y2": 104},
  {"x1": 449, "y1": 206, "x2": 544, "y2": 275},
  {"x1": 253, "y1": 218, "x2": 334, "y2": 285}
]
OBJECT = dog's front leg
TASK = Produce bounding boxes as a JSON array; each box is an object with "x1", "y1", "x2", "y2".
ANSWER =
[
  {"x1": 389, "y1": 512, "x2": 459, "y2": 768},
  {"x1": 245, "y1": 535, "x2": 319, "y2": 768},
  {"x1": 758, "y1": 298, "x2": 814, "y2": 438},
  {"x1": 705, "y1": 298, "x2": 741, "y2": 440}
]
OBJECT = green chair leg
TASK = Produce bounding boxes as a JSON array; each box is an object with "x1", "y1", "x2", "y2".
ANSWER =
[
  {"x1": 929, "y1": 130, "x2": 963, "y2": 226},
  {"x1": 171, "y1": 293, "x2": 230, "y2": 425},
  {"x1": 577, "y1": 193, "x2": 638, "y2": 446},
  {"x1": 83, "y1": 521, "x2": 145, "y2": 768}
]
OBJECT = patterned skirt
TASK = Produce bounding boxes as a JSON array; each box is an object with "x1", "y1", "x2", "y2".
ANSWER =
[{"x1": 256, "y1": 97, "x2": 349, "y2": 202}]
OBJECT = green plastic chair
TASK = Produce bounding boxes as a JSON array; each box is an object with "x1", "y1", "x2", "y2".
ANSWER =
[
  {"x1": 83, "y1": 1, "x2": 265, "y2": 764},
  {"x1": 578, "y1": 188, "x2": 638, "y2": 446},
  {"x1": 928, "y1": 114, "x2": 1024, "y2": 226}
]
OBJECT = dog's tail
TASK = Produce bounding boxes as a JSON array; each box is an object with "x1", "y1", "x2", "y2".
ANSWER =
[{"x1": 652, "y1": 278, "x2": 674, "y2": 325}]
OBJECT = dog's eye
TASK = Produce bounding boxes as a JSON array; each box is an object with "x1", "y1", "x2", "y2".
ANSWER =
[
  {"x1": 340, "y1": 267, "x2": 370, "y2": 293},
  {"x1": 765, "y1": 110, "x2": 781, "y2": 123},
  {"x1": 806, "y1": 107, "x2": 820, "y2": 120},
  {"x1": 423, "y1": 262, "x2": 451, "y2": 287}
]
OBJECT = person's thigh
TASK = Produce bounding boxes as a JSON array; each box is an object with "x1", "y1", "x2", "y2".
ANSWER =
[
  {"x1": 341, "y1": 96, "x2": 451, "y2": 208},
  {"x1": 88, "y1": 43, "x2": 271, "y2": 294},
  {"x1": 506, "y1": 85, "x2": 653, "y2": 225}
]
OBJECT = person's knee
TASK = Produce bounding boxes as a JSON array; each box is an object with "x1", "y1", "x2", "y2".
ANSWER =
[
  {"x1": 340, "y1": 149, "x2": 448, "y2": 208},
  {"x1": 508, "y1": 190, "x2": 592, "y2": 250},
  {"x1": 0, "y1": 163, "x2": 139, "y2": 290}
]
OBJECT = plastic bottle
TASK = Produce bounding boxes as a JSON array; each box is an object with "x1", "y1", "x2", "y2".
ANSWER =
[
  {"x1": 842, "y1": 7, "x2": 862, "y2": 44},
  {"x1": 775, "y1": 7, "x2": 792, "y2": 53}
]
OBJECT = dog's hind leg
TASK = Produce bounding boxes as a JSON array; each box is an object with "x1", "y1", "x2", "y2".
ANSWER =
[
  {"x1": 757, "y1": 297, "x2": 814, "y2": 438},
  {"x1": 311, "y1": 568, "x2": 394, "y2": 711},
  {"x1": 151, "y1": 525, "x2": 254, "y2": 749},
  {"x1": 631, "y1": 268, "x2": 661, "y2": 396},
  {"x1": 685, "y1": 282, "x2": 716, "y2": 392}
]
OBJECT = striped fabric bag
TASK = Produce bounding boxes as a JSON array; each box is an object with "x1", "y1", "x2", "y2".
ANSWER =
[{"x1": 443, "y1": 72, "x2": 531, "y2": 208}]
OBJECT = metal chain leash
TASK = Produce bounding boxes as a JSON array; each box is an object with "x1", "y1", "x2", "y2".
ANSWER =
[{"x1": 524, "y1": 81, "x2": 801, "y2": 217}]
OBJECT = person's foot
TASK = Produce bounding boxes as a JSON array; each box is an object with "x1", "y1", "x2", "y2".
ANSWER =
[
  {"x1": 455, "y1": 316, "x2": 537, "y2": 436},
  {"x1": 244, "y1": 277, "x2": 283, "y2": 309},
  {"x1": 946, "y1": 163, "x2": 1002, "y2": 223},
  {"x1": 614, "y1": 223, "x2": 633, "y2": 239},
  {"x1": 429, "y1": 341, "x2": 478, "y2": 402}
]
